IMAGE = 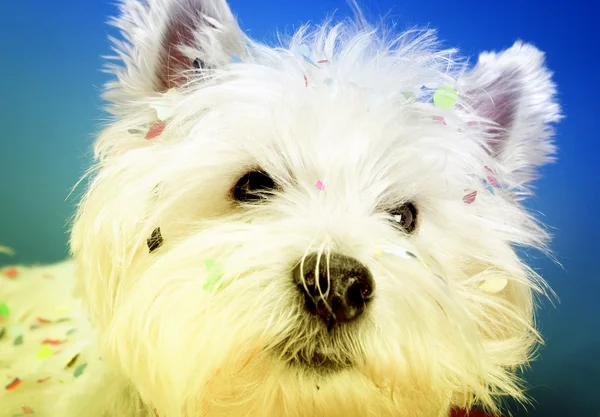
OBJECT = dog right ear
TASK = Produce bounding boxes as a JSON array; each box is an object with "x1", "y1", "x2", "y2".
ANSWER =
[{"x1": 103, "y1": 0, "x2": 245, "y2": 113}]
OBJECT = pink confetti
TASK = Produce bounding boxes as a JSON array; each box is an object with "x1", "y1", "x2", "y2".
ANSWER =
[
  {"x1": 462, "y1": 190, "x2": 477, "y2": 204},
  {"x1": 315, "y1": 180, "x2": 325, "y2": 191},
  {"x1": 433, "y1": 115, "x2": 446, "y2": 125},
  {"x1": 483, "y1": 166, "x2": 499, "y2": 186},
  {"x1": 303, "y1": 75, "x2": 309, "y2": 87},
  {"x1": 317, "y1": 59, "x2": 330, "y2": 64},
  {"x1": 145, "y1": 122, "x2": 166, "y2": 140},
  {"x1": 2, "y1": 267, "x2": 19, "y2": 278}
]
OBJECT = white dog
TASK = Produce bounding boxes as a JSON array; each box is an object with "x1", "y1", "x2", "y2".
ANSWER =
[{"x1": 0, "y1": 0, "x2": 561, "y2": 416}]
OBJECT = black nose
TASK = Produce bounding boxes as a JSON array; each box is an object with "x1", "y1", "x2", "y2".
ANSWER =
[{"x1": 293, "y1": 253, "x2": 375, "y2": 329}]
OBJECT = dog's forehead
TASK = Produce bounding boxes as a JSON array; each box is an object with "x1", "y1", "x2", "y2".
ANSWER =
[{"x1": 182, "y1": 57, "x2": 480, "y2": 188}]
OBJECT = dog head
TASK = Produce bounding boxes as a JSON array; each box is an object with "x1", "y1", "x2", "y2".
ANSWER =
[{"x1": 71, "y1": 0, "x2": 561, "y2": 415}]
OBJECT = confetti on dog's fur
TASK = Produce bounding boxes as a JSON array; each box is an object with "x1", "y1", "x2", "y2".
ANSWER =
[
  {"x1": 433, "y1": 86, "x2": 458, "y2": 109},
  {"x1": 463, "y1": 190, "x2": 478, "y2": 204},
  {"x1": 0, "y1": 327, "x2": 5, "y2": 340},
  {"x1": 145, "y1": 122, "x2": 166, "y2": 140},
  {"x1": 203, "y1": 259, "x2": 225, "y2": 291},
  {"x1": 36, "y1": 346, "x2": 54, "y2": 359},
  {"x1": 5, "y1": 378, "x2": 21, "y2": 391},
  {"x1": 0, "y1": 302, "x2": 10, "y2": 317},
  {"x1": 14, "y1": 335, "x2": 23, "y2": 346},
  {"x1": 65, "y1": 353, "x2": 80, "y2": 369},
  {"x1": 74, "y1": 363, "x2": 88, "y2": 378},
  {"x1": 36, "y1": 377, "x2": 51, "y2": 384},
  {"x1": 42, "y1": 339, "x2": 68, "y2": 346},
  {"x1": 315, "y1": 180, "x2": 325, "y2": 190}
]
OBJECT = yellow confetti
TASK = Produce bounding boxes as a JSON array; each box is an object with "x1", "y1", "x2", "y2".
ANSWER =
[
  {"x1": 433, "y1": 86, "x2": 458, "y2": 109},
  {"x1": 36, "y1": 345, "x2": 54, "y2": 359},
  {"x1": 0, "y1": 245, "x2": 14, "y2": 256}
]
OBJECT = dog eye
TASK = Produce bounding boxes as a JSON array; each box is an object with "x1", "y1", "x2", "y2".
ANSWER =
[
  {"x1": 388, "y1": 202, "x2": 418, "y2": 234},
  {"x1": 233, "y1": 170, "x2": 276, "y2": 203}
]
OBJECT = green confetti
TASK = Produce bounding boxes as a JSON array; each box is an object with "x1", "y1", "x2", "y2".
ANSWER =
[
  {"x1": 14, "y1": 335, "x2": 23, "y2": 346},
  {"x1": 433, "y1": 86, "x2": 458, "y2": 109},
  {"x1": 0, "y1": 302, "x2": 10, "y2": 318},
  {"x1": 66, "y1": 328, "x2": 77, "y2": 336},
  {"x1": 74, "y1": 363, "x2": 88, "y2": 378},
  {"x1": 203, "y1": 259, "x2": 225, "y2": 292}
]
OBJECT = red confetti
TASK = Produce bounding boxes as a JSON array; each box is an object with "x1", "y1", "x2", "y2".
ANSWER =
[
  {"x1": 433, "y1": 115, "x2": 447, "y2": 125},
  {"x1": 317, "y1": 60, "x2": 330, "y2": 64},
  {"x1": 5, "y1": 377, "x2": 21, "y2": 390},
  {"x1": 145, "y1": 122, "x2": 166, "y2": 140},
  {"x1": 2, "y1": 267, "x2": 19, "y2": 278},
  {"x1": 483, "y1": 166, "x2": 499, "y2": 186},
  {"x1": 463, "y1": 190, "x2": 477, "y2": 204},
  {"x1": 36, "y1": 377, "x2": 51, "y2": 383},
  {"x1": 303, "y1": 75, "x2": 309, "y2": 88},
  {"x1": 36, "y1": 318, "x2": 52, "y2": 324},
  {"x1": 22, "y1": 406, "x2": 35, "y2": 414},
  {"x1": 42, "y1": 339, "x2": 68, "y2": 346}
]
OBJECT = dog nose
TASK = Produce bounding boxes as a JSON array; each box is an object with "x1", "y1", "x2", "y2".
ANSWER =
[{"x1": 293, "y1": 253, "x2": 375, "y2": 328}]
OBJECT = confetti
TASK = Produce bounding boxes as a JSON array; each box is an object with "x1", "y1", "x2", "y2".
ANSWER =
[
  {"x1": 42, "y1": 339, "x2": 67, "y2": 346},
  {"x1": 66, "y1": 328, "x2": 77, "y2": 336},
  {"x1": 317, "y1": 59, "x2": 330, "y2": 64},
  {"x1": 74, "y1": 363, "x2": 88, "y2": 378},
  {"x1": 479, "y1": 277, "x2": 508, "y2": 294},
  {"x1": 8, "y1": 325, "x2": 22, "y2": 337},
  {"x1": 36, "y1": 377, "x2": 51, "y2": 384},
  {"x1": 383, "y1": 248, "x2": 415, "y2": 259},
  {"x1": 149, "y1": 88, "x2": 180, "y2": 121},
  {"x1": 418, "y1": 85, "x2": 433, "y2": 103},
  {"x1": 36, "y1": 317, "x2": 52, "y2": 324},
  {"x1": 5, "y1": 377, "x2": 21, "y2": 391},
  {"x1": 433, "y1": 86, "x2": 458, "y2": 109},
  {"x1": 483, "y1": 166, "x2": 499, "y2": 186},
  {"x1": 65, "y1": 353, "x2": 80, "y2": 368},
  {"x1": 2, "y1": 266, "x2": 18, "y2": 278},
  {"x1": 433, "y1": 115, "x2": 447, "y2": 125},
  {"x1": 231, "y1": 54, "x2": 242, "y2": 63},
  {"x1": 145, "y1": 122, "x2": 167, "y2": 140},
  {"x1": 315, "y1": 180, "x2": 325, "y2": 191},
  {"x1": 36, "y1": 345, "x2": 54, "y2": 359},
  {"x1": 0, "y1": 246, "x2": 15, "y2": 256},
  {"x1": 203, "y1": 259, "x2": 225, "y2": 292},
  {"x1": 14, "y1": 335, "x2": 23, "y2": 346},
  {"x1": 304, "y1": 74, "x2": 309, "y2": 87},
  {"x1": 462, "y1": 190, "x2": 477, "y2": 204},
  {"x1": 0, "y1": 327, "x2": 4, "y2": 339},
  {"x1": 0, "y1": 302, "x2": 10, "y2": 317}
]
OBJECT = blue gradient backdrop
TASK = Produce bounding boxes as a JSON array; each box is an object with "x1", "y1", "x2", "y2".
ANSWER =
[{"x1": 1, "y1": 1, "x2": 598, "y2": 415}]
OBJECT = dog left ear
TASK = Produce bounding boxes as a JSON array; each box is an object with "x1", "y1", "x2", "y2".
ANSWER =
[
  {"x1": 105, "y1": 0, "x2": 245, "y2": 110},
  {"x1": 459, "y1": 42, "x2": 561, "y2": 186}
]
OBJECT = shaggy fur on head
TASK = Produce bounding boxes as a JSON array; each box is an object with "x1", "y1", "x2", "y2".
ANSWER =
[{"x1": 67, "y1": 0, "x2": 561, "y2": 416}]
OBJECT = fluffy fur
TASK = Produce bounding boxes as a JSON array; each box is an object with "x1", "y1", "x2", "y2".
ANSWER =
[{"x1": 4, "y1": 0, "x2": 562, "y2": 416}]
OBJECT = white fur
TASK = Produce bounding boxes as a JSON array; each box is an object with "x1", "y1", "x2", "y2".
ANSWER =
[{"x1": 4, "y1": 0, "x2": 563, "y2": 416}]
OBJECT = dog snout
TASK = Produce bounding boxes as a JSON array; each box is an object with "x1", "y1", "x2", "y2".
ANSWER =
[{"x1": 293, "y1": 253, "x2": 375, "y2": 329}]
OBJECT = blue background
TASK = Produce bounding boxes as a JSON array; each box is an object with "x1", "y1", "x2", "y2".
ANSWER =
[{"x1": 0, "y1": 1, "x2": 598, "y2": 415}]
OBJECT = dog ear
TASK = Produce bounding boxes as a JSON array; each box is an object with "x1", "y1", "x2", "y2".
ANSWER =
[
  {"x1": 104, "y1": 0, "x2": 245, "y2": 109},
  {"x1": 459, "y1": 42, "x2": 561, "y2": 187}
]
